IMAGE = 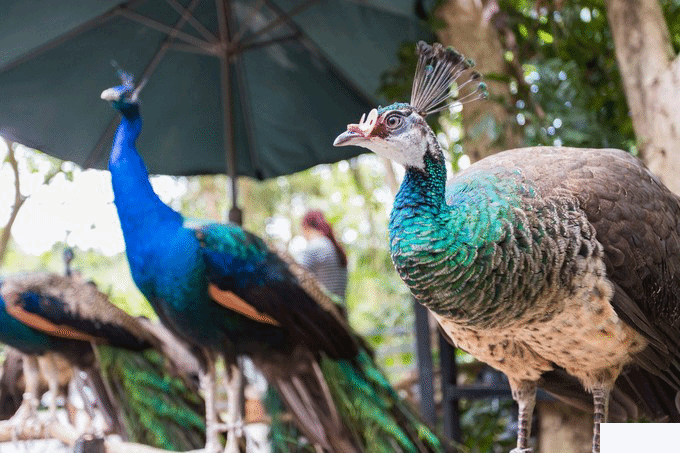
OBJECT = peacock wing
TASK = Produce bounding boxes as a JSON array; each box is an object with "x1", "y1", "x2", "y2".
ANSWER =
[
  {"x1": 1, "y1": 273, "x2": 156, "y2": 350},
  {"x1": 468, "y1": 146, "x2": 680, "y2": 390},
  {"x1": 555, "y1": 149, "x2": 680, "y2": 391},
  {"x1": 195, "y1": 223, "x2": 358, "y2": 360}
]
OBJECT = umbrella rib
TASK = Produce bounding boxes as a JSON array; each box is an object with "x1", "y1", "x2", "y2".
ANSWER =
[
  {"x1": 116, "y1": 8, "x2": 213, "y2": 51},
  {"x1": 230, "y1": 0, "x2": 267, "y2": 44},
  {"x1": 167, "y1": 42, "x2": 218, "y2": 56},
  {"x1": 238, "y1": 0, "x2": 320, "y2": 46},
  {"x1": 259, "y1": 0, "x2": 376, "y2": 107},
  {"x1": 164, "y1": 0, "x2": 219, "y2": 42},
  {"x1": 83, "y1": 118, "x2": 119, "y2": 169}
]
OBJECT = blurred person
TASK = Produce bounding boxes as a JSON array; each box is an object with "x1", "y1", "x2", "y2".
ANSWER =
[{"x1": 299, "y1": 210, "x2": 348, "y2": 316}]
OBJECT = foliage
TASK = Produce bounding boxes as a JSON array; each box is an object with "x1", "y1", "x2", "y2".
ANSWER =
[
  {"x1": 496, "y1": 0, "x2": 636, "y2": 151},
  {"x1": 496, "y1": 0, "x2": 680, "y2": 153},
  {"x1": 459, "y1": 398, "x2": 515, "y2": 453}
]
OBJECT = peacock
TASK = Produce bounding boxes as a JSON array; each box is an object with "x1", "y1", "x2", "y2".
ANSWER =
[
  {"x1": 100, "y1": 69, "x2": 449, "y2": 453},
  {"x1": 0, "y1": 271, "x2": 205, "y2": 450},
  {"x1": 334, "y1": 41, "x2": 680, "y2": 453}
]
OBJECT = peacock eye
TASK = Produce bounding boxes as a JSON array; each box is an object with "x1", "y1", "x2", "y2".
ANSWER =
[{"x1": 384, "y1": 113, "x2": 404, "y2": 130}]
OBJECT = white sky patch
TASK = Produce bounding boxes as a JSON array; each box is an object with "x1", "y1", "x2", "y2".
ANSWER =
[
  {"x1": 265, "y1": 215, "x2": 292, "y2": 242},
  {"x1": 342, "y1": 228, "x2": 358, "y2": 244},
  {"x1": 9, "y1": 169, "x2": 126, "y2": 256},
  {"x1": 458, "y1": 154, "x2": 471, "y2": 170}
]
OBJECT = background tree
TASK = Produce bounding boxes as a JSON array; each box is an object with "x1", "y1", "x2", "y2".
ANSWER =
[{"x1": 0, "y1": 138, "x2": 74, "y2": 266}]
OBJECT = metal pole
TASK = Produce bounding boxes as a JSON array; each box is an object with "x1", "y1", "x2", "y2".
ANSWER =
[
  {"x1": 439, "y1": 332, "x2": 461, "y2": 442},
  {"x1": 413, "y1": 299, "x2": 436, "y2": 425},
  {"x1": 216, "y1": 0, "x2": 242, "y2": 225}
]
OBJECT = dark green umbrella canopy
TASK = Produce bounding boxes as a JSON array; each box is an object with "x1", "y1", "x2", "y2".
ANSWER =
[{"x1": 0, "y1": 0, "x2": 430, "y2": 180}]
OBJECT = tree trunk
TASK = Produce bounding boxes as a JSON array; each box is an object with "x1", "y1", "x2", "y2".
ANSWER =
[
  {"x1": 437, "y1": 0, "x2": 521, "y2": 162},
  {"x1": 605, "y1": 0, "x2": 680, "y2": 194}
]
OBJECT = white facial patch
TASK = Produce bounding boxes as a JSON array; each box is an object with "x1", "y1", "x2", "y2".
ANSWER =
[{"x1": 359, "y1": 128, "x2": 429, "y2": 170}]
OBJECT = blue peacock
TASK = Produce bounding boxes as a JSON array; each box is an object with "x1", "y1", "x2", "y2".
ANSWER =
[
  {"x1": 334, "y1": 41, "x2": 680, "y2": 453},
  {"x1": 0, "y1": 269, "x2": 205, "y2": 450},
  {"x1": 100, "y1": 69, "x2": 449, "y2": 453}
]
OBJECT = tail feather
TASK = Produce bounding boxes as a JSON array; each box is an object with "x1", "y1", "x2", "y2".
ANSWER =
[
  {"x1": 96, "y1": 345, "x2": 206, "y2": 451},
  {"x1": 540, "y1": 366, "x2": 680, "y2": 422},
  {"x1": 261, "y1": 345, "x2": 449, "y2": 453},
  {"x1": 268, "y1": 245, "x2": 449, "y2": 452},
  {"x1": 321, "y1": 349, "x2": 446, "y2": 453}
]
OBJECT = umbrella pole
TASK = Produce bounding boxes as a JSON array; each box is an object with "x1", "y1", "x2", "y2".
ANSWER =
[{"x1": 218, "y1": 0, "x2": 243, "y2": 226}]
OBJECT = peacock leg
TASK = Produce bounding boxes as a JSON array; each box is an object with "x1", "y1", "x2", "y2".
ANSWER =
[
  {"x1": 37, "y1": 354, "x2": 59, "y2": 422},
  {"x1": 509, "y1": 379, "x2": 536, "y2": 453},
  {"x1": 201, "y1": 350, "x2": 223, "y2": 453},
  {"x1": 222, "y1": 360, "x2": 244, "y2": 453},
  {"x1": 5, "y1": 355, "x2": 41, "y2": 436},
  {"x1": 73, "y1": 369, "x2": 97, "y2": 434},
  {"x1": 591, "y1": 385, "x2": 610, "y2": 453}
]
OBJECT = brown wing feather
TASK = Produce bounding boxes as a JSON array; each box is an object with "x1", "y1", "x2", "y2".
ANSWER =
[
  {"x1": 3, "y1": 292, "x2": 98, "y2": 342},
  {"x1": 208, "y1": 284, "x2": 280, "y2": 326},
  {"x1": 472, "y1": 146, "x2": 680, "y2": 382},
  {"x1": 1, "y1": 273, "x2": 158, "y2": 349}
]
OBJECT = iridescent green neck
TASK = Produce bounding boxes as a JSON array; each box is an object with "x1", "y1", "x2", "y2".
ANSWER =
[{"x1": 388, "y1": 148, "x2": 545, "y2": 327}]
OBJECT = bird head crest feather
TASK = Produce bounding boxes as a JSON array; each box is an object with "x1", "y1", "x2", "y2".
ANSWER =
[
  {"x1": 110, "y1": 60, "x2": 147, "y2": 103},
  {"x1": 410, "y1": 41, "x2": 487, "y2": 117}
]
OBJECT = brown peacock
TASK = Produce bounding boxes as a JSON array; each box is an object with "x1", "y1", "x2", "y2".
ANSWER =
[{"x1": 334, "y1": 41, "x2": 680, "y2": 453}]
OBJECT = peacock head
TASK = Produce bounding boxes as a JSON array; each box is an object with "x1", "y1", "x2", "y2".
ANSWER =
[
  {"x1": 100, "y1": 63, "x2": 145, "y2": 113},
  {"x1": 333, "y1": 103, "x2": 433, "y2": 169},
  {"x1": 334, "y1": 41, "x2": 486, "y2": 171}
]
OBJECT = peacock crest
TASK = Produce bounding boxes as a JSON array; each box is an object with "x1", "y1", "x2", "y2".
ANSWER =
[{"x1": 410, "y1": 41, "x2": 487, "y2": 116}]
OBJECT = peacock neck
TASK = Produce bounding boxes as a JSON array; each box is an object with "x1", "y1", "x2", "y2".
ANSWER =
[
  {"x1": 389, "y1": 139, "x2": 456, "y2": 314},
  {"x1": 109, "y1": 106, "x2": 183, "y2": 240},
  {"x1": 388, "y1": 136, "x2": 517, "y2": 326},
  {"x1": 389, "y1": 143, "x2": 553, "y2": 327}
]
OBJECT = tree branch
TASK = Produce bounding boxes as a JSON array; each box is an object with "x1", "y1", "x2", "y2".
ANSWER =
[{"x1": 0, "y1": 140, "x2": 28, "y2": 266}]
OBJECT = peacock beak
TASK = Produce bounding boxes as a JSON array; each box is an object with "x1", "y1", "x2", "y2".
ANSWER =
[
  {"x1": 100, "y1": 87, "x2": 120, "y2": 101},
  {"x1": 333, "y1": 130, "x2": 365, "y2": 147}
]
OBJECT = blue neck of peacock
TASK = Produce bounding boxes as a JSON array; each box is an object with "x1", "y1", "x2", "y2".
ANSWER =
[{"x1": 109, "y1": 105, "x2": 183, "y2": 239}]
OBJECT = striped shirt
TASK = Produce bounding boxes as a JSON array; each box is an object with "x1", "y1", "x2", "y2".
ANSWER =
[{"x1": 300, "y1": 236, "x2": 347, "y2": 301}]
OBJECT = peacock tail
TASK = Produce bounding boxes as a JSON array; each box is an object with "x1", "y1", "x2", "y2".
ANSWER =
[
  {"x1": 319, "y1": 349, "x2": 446, "y2": 453},
  {"x1": 264, "y1": 387, "x2": 315, "y2": 453},
  {"x1": 270, "y1": 245, "x2": 449, "y2": 453},
  {"x1": 96, "y1": 345, "x2": 205, "y2": 451}
]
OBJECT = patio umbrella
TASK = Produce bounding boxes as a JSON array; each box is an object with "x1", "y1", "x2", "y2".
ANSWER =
[{"x1": 0, "y1": 0, "x2": 430, "y2": 221}]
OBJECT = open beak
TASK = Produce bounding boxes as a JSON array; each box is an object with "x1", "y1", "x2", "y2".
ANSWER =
[
  {"x1": 333, "y1": 129, "x2": 365, "y2": 147},
  {"x1": 334, "y1": 108, "x2": 378, "y2": 147}
]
